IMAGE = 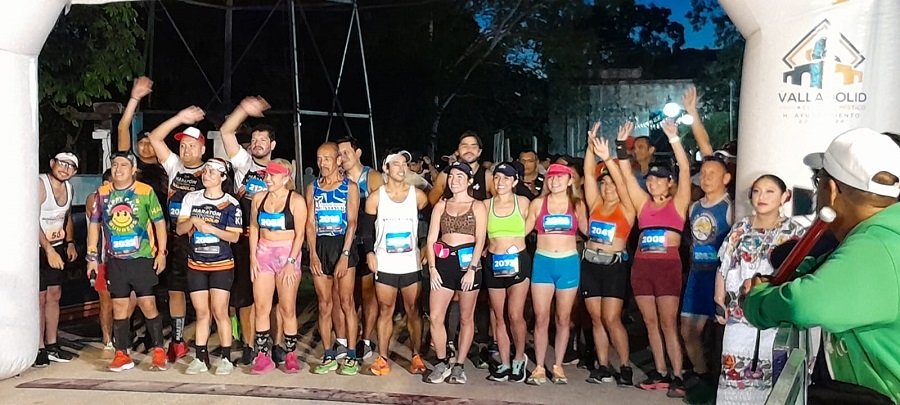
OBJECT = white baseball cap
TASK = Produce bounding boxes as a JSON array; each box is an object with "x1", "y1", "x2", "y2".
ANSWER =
[
  {"x1": 803, "y1": 128, "x2": 900, "y2": 198},
  {"x1": 383, "y1": 150, "x2": 412, "y2": 168},
  {"x1": 54, "y1": 152, "x2": 79, "y2": 170}
]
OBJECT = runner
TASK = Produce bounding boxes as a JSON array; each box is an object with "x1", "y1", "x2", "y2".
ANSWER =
[
  {"x1": 361, "y1": 150, "x2": 429, "y2": 376},
  {"x1": 581, "y1": 124, "x2": 636, "y2": 385},
  {"x1": 424, "y1": 162, "x2": 487, "y2": 385},
  {"x1": 481, "y1": 162, "x2": 532, "y2": 383},
  {"x1": 617, "y1": 119, "x2": 692, "y2": 397},
  {"x1": 518, "y1": 150, "x2": 544, "y2": 200},
  {"x1": 36, "y1": 152, "x2": 79, "y2": 367},
  {"x1": 219, "y1": 96, "x2": 279, "y2": 365},
  {"x1": 336, "y1": 136, "x2": 383, "y2": 360},
  {"x1": 87, "y1": 151, "x2": 168, "y2": 372},
  {"x1": 524, "y1": 163, "x2": 588, "y2": 385},
  {"x1": 117, "y1": 76, "x2": 169, "y2": 207},
  {"x1": 307, "y1": 143, "x2": 361, "y2": 376},
  {"x1": 148, "y1": 106, "x2": 208, "y2": 364},
  {"x1": 248, "y1": 159, "x2": 307, "y2": 374},
  {"x1": 176, "y1": 158, "x2": 242, "y2": 376}
]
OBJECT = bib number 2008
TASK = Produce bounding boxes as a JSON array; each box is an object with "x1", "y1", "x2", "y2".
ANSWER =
[{"x1": 640, "y1": 229, "x2": 667, "y2": 253}]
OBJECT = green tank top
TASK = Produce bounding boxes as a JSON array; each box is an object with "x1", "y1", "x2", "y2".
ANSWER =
[{"x1": 487, "y1": 196, "x2": 526, "y2": 239}]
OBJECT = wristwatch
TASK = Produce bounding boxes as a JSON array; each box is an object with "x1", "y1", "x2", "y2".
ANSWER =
[
  {"x1": 286, "y1": 257, "x2": 296, "y2": 264},
  {"x1": 341, "y1": 250, "x2": 351, "y2": 257}
]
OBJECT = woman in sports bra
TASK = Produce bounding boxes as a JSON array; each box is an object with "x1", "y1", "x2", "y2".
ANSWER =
[
  {"x1": 248, "y1": 159, "x2": 308, "y2": 374},
  {"x1": 582, "y1": 123, "x2": 636, "y2": 385},
  {"x1": 618, "y1": 119, "x2": 692, "y2": 396},
  {"x1": 524, "y1": 163, "x2": 588, "y2": 385},
  {"x1": 424, "y1": 162, "x2": 487, "y2": 385},
  {"x1": 481, "y1": 162, "x2": 532, "y2": 383}
]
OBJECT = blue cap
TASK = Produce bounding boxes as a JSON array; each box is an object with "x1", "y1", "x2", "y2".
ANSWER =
[
  {"x1": 493, "y1": 162, "x2": 518, "y2": 179},
  {"x1": 644, "y1": 164, "x2": 674, "y2": 179}
]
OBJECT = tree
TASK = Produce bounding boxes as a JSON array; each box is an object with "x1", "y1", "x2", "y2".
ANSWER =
[{"x1": 39, "y1": 3, "x2": 144, "y2": 169}]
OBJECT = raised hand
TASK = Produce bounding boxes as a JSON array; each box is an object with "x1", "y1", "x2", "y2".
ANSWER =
[
  {"x1": 176, "y1": 106, "x2": 205, "y2": 125},
  {"x1": 131, "y1": 77, "x2": 153, "y2": 100},
  {"x1": 592, "y1": 136, "x2": 611, "y2": 161},
  {"x1": 661, "y1": 118, "x2": 679, "y2": 140},
  {"x1": 617, "y1": 121, "x2": 633, "y2": 142},
  {"x1": 683, "y1": 86, "x2": 698, "y2": 112},
  {"x1": 239, "y1": 96, "x2": 271, "y2": 117}
]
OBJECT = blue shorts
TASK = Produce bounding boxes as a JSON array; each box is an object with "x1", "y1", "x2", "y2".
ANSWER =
[
  {"x1": 681, "y1": 268, "x2": 717, "y2": 318},
  {"x1": 532, "y1": 251, "x2": 580, "y2": 290}
]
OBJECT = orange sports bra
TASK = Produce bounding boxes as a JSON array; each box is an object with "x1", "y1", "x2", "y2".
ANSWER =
[{"x1": 587, "y1": 203, "x2": 631, "y2": 245}]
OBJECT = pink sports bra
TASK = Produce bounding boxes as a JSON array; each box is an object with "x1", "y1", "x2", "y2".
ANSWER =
[
  {"x1": 638, "y1": 199, "x2": 684, "y2": 232},
  {"x1": 535, "y1": 197, "x2": 577, "y2": 236}
]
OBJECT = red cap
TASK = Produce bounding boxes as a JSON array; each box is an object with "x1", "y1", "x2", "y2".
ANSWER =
[
  {"x1": 262, "y1": 161, "x2": 291, "y2": 176},
  {"x1": 173, "y1": 126, "x2": 206, "y2": 144},
  {"x1": 546, "y1": 163, "x2": 573, "y2": 178},
  {"x1": 626, "y1": 137, "x2": 635, "y2": 150}
]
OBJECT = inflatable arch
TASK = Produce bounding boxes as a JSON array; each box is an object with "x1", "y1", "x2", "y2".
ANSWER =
[
  {"x1": 721, "y1": 0, "x2": 900, "y2": 218},
  {"x1": 0, "y1": 0, "x2": 135, "y2": 380}
]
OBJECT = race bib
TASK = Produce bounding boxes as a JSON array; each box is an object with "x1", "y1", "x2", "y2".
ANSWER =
[
  {"x1": 244, "y1": 177, "x2": 267, "y2": 196},
  {"x1": 316, "y1": 209, "x2": 346, "y2": 234},
  {"x1": 110, "y1": 234, "x2": 139, "y2": 256},
  {"x1": 693, "y1": 244, "x2": 719, "y2": 264},
  {"x1": 589, "y1": 220, "x2": 616, "y2": 245},
  {"x1": 385, "y1": 232, "x2": 413, "y2": 253},
  {"x1": 192, "y1": 232, "x2": 221, "y2": 255},
  {"x1": 258, "y1": 212, "x2": 286, "y2": 230},
  {"x1": 639, "y1": 229, "x2": 667, "y2": 253},
  {"x1": 168, "y1": 202, "x2": 182, "y2": 221},
  {"x1": 457, "y1": 246, "x2": 475, "y2": 270},
  {"x1": 491, "y1": 253, "x2": 519, "y2": 278},
  {"x1": 542, "y1": 214, "x2": 573, "y2": 233},
  {"x1": 44, "y1": 228, "x2": 66, "y2": 244}
]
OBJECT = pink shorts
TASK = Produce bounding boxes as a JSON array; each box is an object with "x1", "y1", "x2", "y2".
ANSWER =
[{"x1": 256, "y1": 238, "x2": 301, "y2": 276}]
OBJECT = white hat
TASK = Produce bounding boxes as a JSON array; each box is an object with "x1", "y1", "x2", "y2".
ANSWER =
[
  {"x1": 54, "y1": 152, "x2": 79, "y2": 170},
  {"x1": 803, "y1": 128, "x2": 900, "y2": 198},
  {"x1": 382, "y1": 150, "x2": 412, "y2": 168}
]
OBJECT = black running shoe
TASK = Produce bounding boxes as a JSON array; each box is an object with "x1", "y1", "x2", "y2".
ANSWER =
[
  {"x1": 46, "y1": 344, "x2": 75, "y2": 363},
  {"x1": 616, "y1": 366, "x2": 634, "y2": 386},
  {"x1": 667, "y1": 376, "x2": 686, "y2": 398},
  {"x1": 240, "y1": 346, "x2": 254, "y2": 365},
  {"x1": 638, "y1": 370, "x2": 671, "y2": 390},
  {"x1": 487, "y1": 363, "x2": 510, "y2": 382},
  {"x1": 33, "y1": 348, "x2": 49, "y2": 368},
  {"x1": 272, "y1": 345, "x2": 286, "y2": 365},
  {"x1": 586, "y1": 365, "x2": 615, "y2": 384}
]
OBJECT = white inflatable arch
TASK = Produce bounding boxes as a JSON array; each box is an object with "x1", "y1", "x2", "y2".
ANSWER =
[
  {"x1": 721, "y1": 0, "x2": 900, "y2": 217},
  {"x1": 0, "y1": 0, "x2": 134, "y2": 380}
]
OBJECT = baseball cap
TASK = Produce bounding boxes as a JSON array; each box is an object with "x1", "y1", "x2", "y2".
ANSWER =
[
  {"x1": 109, "y1": 151, "x2": 137, "y2": 166},
  {"x1": 447, "y1": 161, "x2": 474, "y2": 178},
  {"x1": 546, "y1": 163, "x2": 574, "y2": 178},
  {"x1": 803, "y1": 127, "x2": 900, "y2": 198},
  {"x1": 383, "y1": 150, "x2": 412, "y2": 168},
  {"x1": 644, "y1": 164, "x2": 674, "y2": 179},
  {"x1": 261, "y1": 161, "x2": 291, "y2": 176},
  {"x1": 174, "y1": 126, "x2": 206, "y2": 144},
  {"x1": 493, "y1": 162, "x2": 519, "y2": 179},
  {"x1": 54, "y1": 152, "x2": 79, "y2": 169},
  {"x1": 205, "y1": 158, "x2": 228, "y2": 174}
]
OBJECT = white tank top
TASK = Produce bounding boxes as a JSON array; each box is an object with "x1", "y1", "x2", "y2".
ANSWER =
[
  {"x1": 374, "y1": 185, "x2": 419, "y2": 274},
  {"x1": 39, "y1": 174, "x2": 73, "y2": 247}
]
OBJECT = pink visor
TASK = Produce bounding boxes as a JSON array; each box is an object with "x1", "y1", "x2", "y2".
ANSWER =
[{"x1": 262, "y1": 161, "x2": 291, "y2": 176}]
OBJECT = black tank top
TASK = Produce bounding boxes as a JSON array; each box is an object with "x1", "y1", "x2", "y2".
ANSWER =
[
  {"x1": 257, "y1": 191, "x2": 295, "y2": 231},
  {"x1": 442, "y1": 164, "x2": 488, "y2": 201}
]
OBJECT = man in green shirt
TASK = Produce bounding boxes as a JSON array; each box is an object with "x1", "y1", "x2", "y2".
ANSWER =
[{"x1": 743, "y1": 128, "x2": 900, "y2": 403}]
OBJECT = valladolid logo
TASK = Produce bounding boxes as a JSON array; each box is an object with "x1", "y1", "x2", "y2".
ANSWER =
[{"x1": 779, "y1": 19, "x2": 866, "y2": 105}]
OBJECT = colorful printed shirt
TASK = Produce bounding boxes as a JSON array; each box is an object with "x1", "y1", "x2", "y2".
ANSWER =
[
  {"x1": 178, "y1": 190, "x2": 242, "y2": 271},
  {"x1": 162, "y1": 154, "x2": 205, "y2": 232},
  {"x1": 90, "y1": 181, "x2": 165, "y2": 259}
]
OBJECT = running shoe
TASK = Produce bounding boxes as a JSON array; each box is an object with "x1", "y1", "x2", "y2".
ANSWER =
[
  {"x1": 334, "y1": 343, "x2": 350, "y2": 360},
  {"x1": 341, "y1": 357, "x2": 360, "y2": 376},
  {"x1": 185, "y1": 358, "x2": 209, "y2": 375},
  {"x1": 46, "y1": 344, "x2": 75, "y2": 363},
  {"x1": 356, "y1": 340, "x2": 375, "y2": 361},
  {"x1": 525, "y1": 366, "x2": 546, "y2": 386},
  {"x1": 240, "y1": 346, "x2": 254, "y2": 365},
  {"x1": 510, "y1": 358, "x2": 528, "y2": 383},
  {"x1": 283, "y1": 352, "x2": 301, "y2": 374},
  {"x1": 426, "y1": 362, "x2": 451, "y2": 383},
  {"x1": 166, "y1": 341, "x2": 188, "y2": 363},
  {"x1": 487, "y1": 364, "x2": 510, "y2": 382},
  {"x1": 638, "y1": 370, "x2": 672, "y2": 390},
  {"x1": 551, "y1": 365, "x2": 568, "y2": 384},
  {"x1": 616, "y1": 366, "x2": 634, "y2": 386},
  {"x1": 251, "y1": 352, "x2": 275, "y2": 374},
  {"x1": 371, "y1": 356, "x2": 391, "y2": 376},
  {"x1": 101, "y1": 342, "x2": 115, "y2": 359},
  {"x1": 272, "y1": 345, "x2": 287, "y2": 366},
  {"x1": 667, "y1": 376, "x2": 686, "y2": 398},
  {"x1": 108, "y1": 350, "x2": 134, "y2": 372},
  {"x1": 446, "y1": 341, "x2": 457, "y2": 362},
  {"x1": 408, "y1": 354, "x2": 427, "y2": 374},
  {"x1": 33, "y1": 349, "x2": 50, "y2": 368},
  {"x1": 313, "y1": 356, "x2": 338, "y2": 374},
  {"x1": 586, "y1": 365, "x2": 615, "y2": 384},
  {"x1": 473, "y1": 346, "x2": 490, "y2": 369},
  {"x1": 446, "y1": 363, "x2": 467, "y2": 384},
  {"x1": 151, "y1": 347, "x2": 168, "y2": 371},
  {"x1": 215, "y1": 358, "x2": 234, "y2": 376}
]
